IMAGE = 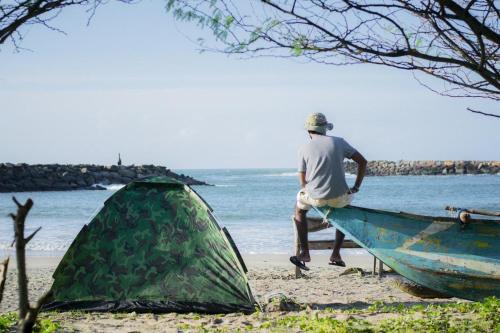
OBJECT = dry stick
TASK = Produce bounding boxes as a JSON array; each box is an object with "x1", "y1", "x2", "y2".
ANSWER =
[
  {"x1": 0, "y1": 257, "x2": 9, "y2": 305},
  {"x1": 18, "y1": 290, "x2": 53, "y2": 333},
  {"x1": 10, "y1": 197, "x2": 46, "y2": 333},
  {"x1": 10, "y1": 197, "x2": 34, "y2": 320}
]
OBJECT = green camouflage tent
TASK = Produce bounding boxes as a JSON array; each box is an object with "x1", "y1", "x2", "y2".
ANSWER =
[{"x1": 43, "y1": 177, "x2": 256, "y2": 313}]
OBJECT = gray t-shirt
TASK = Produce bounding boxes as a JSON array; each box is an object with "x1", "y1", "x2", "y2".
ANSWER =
[{"x1": 298, "y1": 134, "x2": 357, "y2": 199}]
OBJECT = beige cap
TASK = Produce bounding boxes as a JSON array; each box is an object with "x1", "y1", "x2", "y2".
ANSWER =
[{"x1": 304, "y1": 113, "x2": 333, "y2": 134}]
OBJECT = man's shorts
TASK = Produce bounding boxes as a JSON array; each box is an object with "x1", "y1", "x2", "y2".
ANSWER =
[{"x1": 296, "y1": 189, "x2": 353, "y2": 211}]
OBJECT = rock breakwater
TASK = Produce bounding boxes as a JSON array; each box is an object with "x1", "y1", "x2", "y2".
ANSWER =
[
  {"x1": 0, "y1": 164, "x2": 208, "y2": 193},
  {"x1": 345, "y1": 160, "x2": 499, "y2": 176}
]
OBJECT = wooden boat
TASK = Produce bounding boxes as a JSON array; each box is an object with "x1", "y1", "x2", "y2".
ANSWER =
[{"x1": 315, "y1": 205, "x2": 500, "y2": 301}]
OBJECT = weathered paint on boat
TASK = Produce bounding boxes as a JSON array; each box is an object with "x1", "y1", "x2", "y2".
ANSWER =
[{"x1": 315, "y1": 205, "x2": 500, "y2": 301}]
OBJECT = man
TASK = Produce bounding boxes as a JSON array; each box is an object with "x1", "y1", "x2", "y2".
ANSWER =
[{"x1": 290, "y1": 113, "x2": 367, "y2": 270}]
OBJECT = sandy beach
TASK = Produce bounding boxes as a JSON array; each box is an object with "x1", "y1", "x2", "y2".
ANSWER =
[{"x1": 1, "y1": 253, "x2": 470, "y2": 332}]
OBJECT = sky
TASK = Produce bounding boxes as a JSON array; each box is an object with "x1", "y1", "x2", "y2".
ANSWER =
[{"x1": 1, "y1": 1, "x2": 499, "y2": 169}]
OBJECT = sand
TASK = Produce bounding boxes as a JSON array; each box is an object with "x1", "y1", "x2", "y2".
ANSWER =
[{"x1": 0, "y1": 254, "x2": 460, "y2": 332}]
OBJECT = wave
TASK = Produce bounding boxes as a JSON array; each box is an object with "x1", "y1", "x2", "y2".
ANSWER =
[
  {"x1": 263, "y1": 172, "x2": 356, "y2": 178},
  {"x1": 263, "y1": 172, "x2": 297, "y2": 177},
  {"x1": 98, "y1": 184, "x2": 126, "y2": 191},
  {"x1": 0, "y1": 241, "x2": 69, "y2": 252},
  {"x1": 214, "y1": 184, "x2": 237, "y2": 187}
]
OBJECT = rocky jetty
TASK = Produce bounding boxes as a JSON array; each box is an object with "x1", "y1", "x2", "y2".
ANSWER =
[
  {"x1": 1, "y1": 161, "x2": 498, "y2": 193},
  {"x1": 0, "y1": 164, "x2": 209, "y2": 193},
  {"x1": 344, "y1": 160, "x2": 499, "y2": 176}
]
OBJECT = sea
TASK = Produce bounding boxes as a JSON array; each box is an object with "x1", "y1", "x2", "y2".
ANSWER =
[{"x1": 0, "y1": 169, "x2": 499, "y2": 257}]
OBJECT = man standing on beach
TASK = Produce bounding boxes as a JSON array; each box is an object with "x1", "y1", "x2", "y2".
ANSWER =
[{"x1": 290, "y1": 113, "x2": 367, "y2": 270}]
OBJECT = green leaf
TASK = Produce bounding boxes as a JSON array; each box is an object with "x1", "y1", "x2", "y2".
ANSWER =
[{"x1": 224, "y1": 15, "x2": 234, "y2": 28}]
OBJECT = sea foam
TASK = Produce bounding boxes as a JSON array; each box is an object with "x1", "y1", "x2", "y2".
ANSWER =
[{"x1": 100, "y1": 184, "x2": 126, "y2": 191}]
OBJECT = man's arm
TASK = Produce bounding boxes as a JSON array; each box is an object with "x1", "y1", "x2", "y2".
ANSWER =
[
  {"x1": 298, "y1": 172, "x2": 306, "y2": 188},
  {"x1": 350, "y1": 152, "x2": 367, "y2": 193}
]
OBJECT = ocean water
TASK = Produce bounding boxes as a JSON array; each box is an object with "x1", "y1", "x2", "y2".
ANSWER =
[{"x1": 0, "y1": 169, "x2": 499, "y2": 256}]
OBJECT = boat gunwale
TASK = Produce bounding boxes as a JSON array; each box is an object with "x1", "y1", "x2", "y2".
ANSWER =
[{"x1": 344, "y1": 205, "x2": 500, "y2": 224}]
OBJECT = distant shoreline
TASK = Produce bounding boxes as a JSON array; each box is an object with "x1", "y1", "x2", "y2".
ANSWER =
[
  {"x1": 0, "y1": 161, "x2": 498, "y2": 193},
  {"x1": 0, "y1": 163, "x2": 209, "y2": 193},
  {"x1": 345, "y1": 160, "x2": 499, "y2": 176}
]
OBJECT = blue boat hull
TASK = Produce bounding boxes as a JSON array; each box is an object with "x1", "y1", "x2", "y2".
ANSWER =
[{"x1": 315, "y1": 206, "x2": 500, "y2": 301}]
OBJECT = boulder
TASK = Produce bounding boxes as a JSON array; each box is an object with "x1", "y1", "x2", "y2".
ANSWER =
[
  {"x1": 118, "y1": 168, "x2": 136, "y2": 178},
  {"x1": 33, "y1": 178, "x2": 51, "y2": 187},
  {"x1": 76, "y1": 179, "x2": 87, "y2": 187}
]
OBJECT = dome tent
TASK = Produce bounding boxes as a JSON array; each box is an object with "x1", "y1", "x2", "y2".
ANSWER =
[{"x1": 43, "y1": 177, "x2": 256, "y2": 313}]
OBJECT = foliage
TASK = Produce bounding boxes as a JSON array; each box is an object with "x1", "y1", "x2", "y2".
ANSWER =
[
  {"x1": 0, "y1": 0, "x2": 136, "y2": 50},
  {"x1": 3, "y1": 0, "x2": 498, "y2": 111},
  {"x1": 2, "y1": 298, "x2": 497, "y2": 332},
  {"x1": 0, "y1": 312, "x2": 17, "y2": 332},
  {"x1": 0, "y1": 313, "x2": 59, "y2": 333},
  {"x1": 168, "y1": 1, "x2": 500, "y2": 102},
  {"x1": 175, "y1": 297, "x2": 500, "y2": 332},
  {"x1": 260, "y1": 315, "x2": 373, "y2": 332},
  {"x1": 35, "y1": 319, "x2": 60, "y2": 333}
]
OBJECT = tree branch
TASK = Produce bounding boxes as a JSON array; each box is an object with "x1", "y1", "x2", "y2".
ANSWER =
[
  {"x1": 25, "y1": 227, "x2": 42, "y2": 245},
  {"x1": 11, "y1": 197, "x2": 34, "y2": 321},
  {"x1": 466, "y1": 107, "x2": 500, "y2": 118},
  {"x1": 0, "y1": 0, "x2": 136, "y2": 50},
  {"x1": 168, "y1": 0, "x2": 500, "y2": 100}
]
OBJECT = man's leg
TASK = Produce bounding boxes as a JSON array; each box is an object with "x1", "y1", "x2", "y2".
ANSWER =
[
  {"x1": 330, "y1": 229, "x2": 345, "y2": 263},
  {"x1": 294, "y1": 206, "x2": 310, "y2": 262},
  {"x1": 327, "y1": 193, "x2": 353, "y2": 265}
]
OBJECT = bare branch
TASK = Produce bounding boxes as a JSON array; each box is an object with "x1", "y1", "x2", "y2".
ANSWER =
[
  {"x1": 7, "y1": 197, "x2": 52, "y2": 332},
  {"x1": 0, "y1": 0, "x2": 136, "y2": 51},
  {"x1": 168, "y1": 0, "x2": 500, "y2": 101},
  {"x1": 467, "y1": 107, "x2": 500, "y2": 118},
  {"x1": 10, "y1": 197, "x2": 34, "y2": 320},
  {"x1": 12, "y1": 196, "x2": 22, "y2": 208},
  {"x1": 25, "y1": 227, "x2": 42, "y2": 244}
]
